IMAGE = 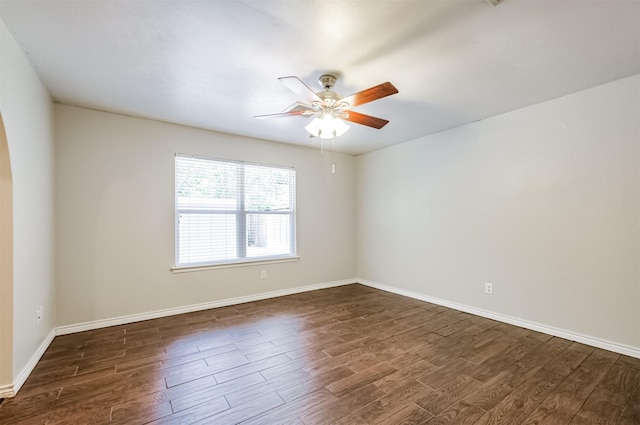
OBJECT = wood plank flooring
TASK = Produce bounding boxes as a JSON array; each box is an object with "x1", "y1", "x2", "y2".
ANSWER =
[{"x1": 1, "y1": 284, "x2": 638, "y2": 424}]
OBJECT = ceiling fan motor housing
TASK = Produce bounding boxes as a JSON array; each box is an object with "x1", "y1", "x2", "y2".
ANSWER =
[{"x1": 317, "y1": 91, "x2": 342, "y2": 102}]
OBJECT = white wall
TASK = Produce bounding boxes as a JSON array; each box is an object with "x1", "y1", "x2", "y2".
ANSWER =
[
  {"x1": 357, "y1": 74, "x2": 640, "y2": 350},
  {"x1": 0, "y1": 20, "x2": 56, "y2": 383},
  {"x1": 55, "y1": 105, "x2": 356, "y2": 326}
]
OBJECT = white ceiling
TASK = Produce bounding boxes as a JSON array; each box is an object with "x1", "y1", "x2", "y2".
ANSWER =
[{"x1": 1, "y1": 0, "x2": 639, "y2": 155}]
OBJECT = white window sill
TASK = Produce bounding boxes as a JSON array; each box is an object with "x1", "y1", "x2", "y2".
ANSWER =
[{"x1": 171, "y1": 256, "x2": 300, "y2": 273}]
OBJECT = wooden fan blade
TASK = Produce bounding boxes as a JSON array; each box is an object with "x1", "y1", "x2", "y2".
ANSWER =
[
  {"x1": 344, "y1": 110, "x2": 389, "y2": 129},
  {"x1": 254, "y1": 110, "x2": 313, "y2": 119},
  {"x1": 342, "y1": 82, "x2": 398, "y2": 107},
  {"x1": 278, "y1": 76, "x2": 322, "y2": 103}
]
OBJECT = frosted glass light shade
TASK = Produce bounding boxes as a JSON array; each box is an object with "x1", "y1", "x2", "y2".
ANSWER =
[
  {"x1": 331, "y1": 118, "x2": 350, "y2": 137},
  {"x1": 305, "y1": 115, "x2": 350, "y2": 139}
]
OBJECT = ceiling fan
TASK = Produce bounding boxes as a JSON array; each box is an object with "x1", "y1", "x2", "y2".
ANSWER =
[{"x1": 255, "y1": 74, "x2": 398, "y2": 139}]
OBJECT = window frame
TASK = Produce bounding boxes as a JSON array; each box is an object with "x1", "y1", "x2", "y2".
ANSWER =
[{"x1": 172, "y1": 154, "x2": 298, "y2": 273}]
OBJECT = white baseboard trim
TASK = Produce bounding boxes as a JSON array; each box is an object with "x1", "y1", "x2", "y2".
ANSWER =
[
  {"x1": 3, "y1": 279, "x2": 355, "y2": 398},
  {"x1": 0, "y1": 329, "x2": 56, "y2": 398},
  {"x1": 56, "y1": 278, "x2": 356, "y2": 336},
  {"x1": 357, "y1": 278, "x2": 640, "y2": 359},
  {"x1": 0, "y1": 384, "x2": 13, "y2": 398},
  {"x1": 13, "y1": 276, "x2": 636, "y2": 399}
]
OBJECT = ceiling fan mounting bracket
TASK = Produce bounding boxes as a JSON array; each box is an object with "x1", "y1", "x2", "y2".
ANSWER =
[{"x1": 319, "y1": 74, "x2": 338, "y2": 90}]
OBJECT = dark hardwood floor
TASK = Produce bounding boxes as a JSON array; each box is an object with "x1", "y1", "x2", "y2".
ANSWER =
[{"x1": 1, "y1": 284, "x2": 638, "y2": 424}]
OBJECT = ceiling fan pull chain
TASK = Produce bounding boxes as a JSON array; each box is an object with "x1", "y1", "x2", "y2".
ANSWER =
[{"x1": 332, "y1": 136, "x2": 336, "y2": 174}]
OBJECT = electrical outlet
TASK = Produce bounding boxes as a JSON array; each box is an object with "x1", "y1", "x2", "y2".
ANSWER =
[
  {"x1": 485, "y1": 282, "x2": 493, "y2": 294},
  {"x1": 261, "y1": 270, "x2": 267, "y2": 279}
]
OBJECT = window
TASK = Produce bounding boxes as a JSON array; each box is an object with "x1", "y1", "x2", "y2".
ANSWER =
[{"x1": 175, "y1": 155, "x2": 296, "y2": 269}]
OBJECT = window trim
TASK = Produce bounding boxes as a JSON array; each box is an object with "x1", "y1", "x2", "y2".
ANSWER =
[
  {"x1": 174, "y1": 153, "x2": 297, "y2": 271},
  {"x1": 170, "y1": 255, "x2": 300, "y2": 273}
]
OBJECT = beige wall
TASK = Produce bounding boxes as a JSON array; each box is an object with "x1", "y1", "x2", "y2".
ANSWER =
[
  {"x1": 55, "y1": 105, "x2": 356, "y2": 326},
  {"x1": 357, "y1": 74, "x2": 640, "y2": 349},
  {"x1": 0, "y1": 113, "x2": 13, "y2": 389},
  {"x1": 0, "y1": 20, "x2": 56, "y2": 382}
]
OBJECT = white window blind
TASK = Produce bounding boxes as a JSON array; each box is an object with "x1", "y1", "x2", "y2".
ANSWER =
[{"x1": 175, "y1": 155, "x2": 296, "y2": 267}]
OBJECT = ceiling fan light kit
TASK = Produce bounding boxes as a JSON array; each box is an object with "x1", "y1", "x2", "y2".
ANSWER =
[
  {"x1": 304, "y1": 115, "x2": 350, "y2": 139},
  {"x1": 255, "y1": 73, "x2": 398, "y2": 144}
]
